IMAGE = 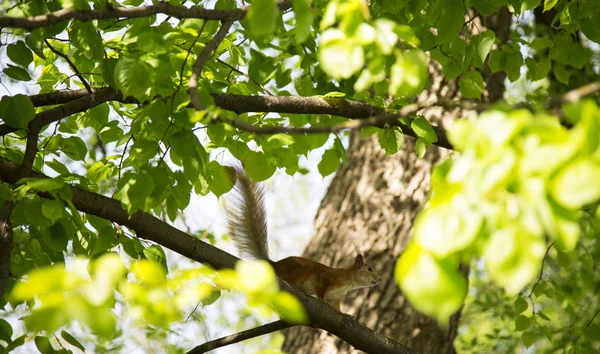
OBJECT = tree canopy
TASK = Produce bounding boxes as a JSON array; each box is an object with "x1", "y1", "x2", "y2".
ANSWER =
[{"x1": 0, "y1": 0, "x2": 599, "y2": 353}]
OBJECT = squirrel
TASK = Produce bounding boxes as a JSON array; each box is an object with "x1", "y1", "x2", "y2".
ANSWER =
[{"x1": 226, "y1": 167, "x2": 381, "y2": 312}]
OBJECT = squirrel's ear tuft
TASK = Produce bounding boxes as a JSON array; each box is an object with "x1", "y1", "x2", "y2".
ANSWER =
[{"x1": 355, "y1": 254, "x2": 364, "y2": 267}]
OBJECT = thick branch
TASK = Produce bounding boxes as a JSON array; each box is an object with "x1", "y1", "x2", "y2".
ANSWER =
[
  {"x1": 188, "y1": 20, "x2": 234, "y2": 110},
  {"x1": 0, "y1": 89, "x2": 122, "y2": 136},
  {"x1": 0, "y1": 1, "x2": 292, "y2": 30},
  {"x1": 212, "y1": 93, "x2": 386, "y2": 118},
  {"x1": 0, "y1": 157, "x2": 417, "y2": 354},
  {"x1": 226, "y1": 104, "x2": 454, "y2": 150},
  {"x1": 188, "y1": 320, "x2": 294, "y2": 354}
]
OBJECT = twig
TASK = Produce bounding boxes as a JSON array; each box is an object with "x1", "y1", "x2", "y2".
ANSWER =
[
  {"x1": 529, "y1": 241, "x2": 555, "y2": 298},
  {"x1": 548, "y1": 81, "x2": 600, "y2": 107},
  {"x1": 187, "y1": 320, "x2": 294, "y2": 354},
  {"x1": 188, "y1": 20, "x2": 234, "y2": 111},
  {"x1": 44, "y1": 39, "x2": 93, "y2": 94},
  {"x1": 575, "y1": 308, "x2": 600, "y2": 345},
  {"x1": 216, "y1": 58, "x2": 274, "y2": 96},
  {"x1": 0, "y1": 202, "x2": 13, "y2": 300}
]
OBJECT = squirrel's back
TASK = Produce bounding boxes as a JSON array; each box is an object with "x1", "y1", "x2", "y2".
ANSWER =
[{"x1": 227, "y1": 167, "x2": 270, "y2": 261}]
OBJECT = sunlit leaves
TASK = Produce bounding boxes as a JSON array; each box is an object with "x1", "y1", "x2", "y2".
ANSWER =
[
  {"x1": 396, "y1": 244, "x2": 467, "y2": 324},
  {"x1": 551, "y1": 158, "x2": 600, "y2": 208},
  {"x1": 0, "y1": 94, "x2": 35, "y2": 129},
  {"x1": 401, "y1": 100, "x2": 600, "y2": 321},
  {"x1": 389, "y1": 49, "x2": 429, "y2": 98},
  {"x1": 319, "y1": 29, "x2": 364, "y2": 79}
]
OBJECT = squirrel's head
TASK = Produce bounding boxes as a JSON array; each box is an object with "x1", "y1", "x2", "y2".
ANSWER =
[{"x1": 352, "y1": 254, "x2": 381, "y2": 288}]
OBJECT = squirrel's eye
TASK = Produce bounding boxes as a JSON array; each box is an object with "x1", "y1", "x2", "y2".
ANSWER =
[{"x1": 367, "y1": 267, "x2": 373, "y2": 272}]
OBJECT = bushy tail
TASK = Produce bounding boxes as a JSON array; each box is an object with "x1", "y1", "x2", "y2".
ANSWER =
[{"x1": 227, "y1": 167, "x2": 270, "y2": 261}]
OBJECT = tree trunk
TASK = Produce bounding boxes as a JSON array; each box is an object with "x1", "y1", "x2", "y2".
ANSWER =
[{"x1": 282, "y1": 9, "x2": 512, "y2": 354}]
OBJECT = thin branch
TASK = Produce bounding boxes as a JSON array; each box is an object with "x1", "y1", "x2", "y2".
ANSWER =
[
  {"x1": 216, "y1": 58, "x2": 274, "y2": 96},
  {"x1": 188, "y1": 20, "x2": 234, "y2": 111},
  {"x1": 576, "y1": 307, "x2": 600, "y2": 345},
  {"x1": 44, "y1": 39, "x2": 93, "y2": 94},
  {"x1": 187, "y1": 320, "x2": 294, "y2": 354},
  {"x1": 0, "y1": 202, "x2": 13, "y2": 300},
  {"x1": 548, "y1": 81, "x2": 600, "y2": 107},
  {"x1": 223, "y1": 99, "x2": 453, "y2": 149},
  {"x1": 0, "y1": 156, "x2": 417, "y2": 354},
  {"x1": 529, "y1": 241, "x2": 555, "y2": 298}
]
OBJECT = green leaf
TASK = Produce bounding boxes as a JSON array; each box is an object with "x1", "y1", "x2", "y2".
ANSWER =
[
  {"x1": 415, "y1": 138, "x2": 427, "y2": 158},
  {"x1": 0, "y1": 94, "x2": 36, "y2": 129},
  {"x1": 521, "y1": 330, "x2": 537, "y2": 348},
  {"x1": 411, "y1": 117, "x2": 438, "y2": 144},
  {"x1": 554, "y1": 62, "x2": 569, "y2": 85},
  {"x1": 47, "y1": 222, "x2": 70, "y2": 252},
  {"x1": 143, "y1": 245, "x2": 168, "y2": 272},
  {"x1": 396, "y1": 244, "x2": 467, "y2": 325},
  {"x1": 266, "y1": 133, "x2": 295, "y2": 148},
  {"x1": 7, "y1": 40, "x2": 34, "y2": 67},
  {"x1": 0, "y1": 182, "x2": 11, "y2": 201},
  {"x1": 25, "y1": 178, "x2": 65, "y2": 192},
  {"x1": 271, "y1": 291, "x2": 309, "y2": 324},
  {"x1": 476, "y1": 30, "x2": 495, "y2": 64},
  {"x1": 244, "y1": 151, "x2": 276, "y2": 182},
  {"x1": 389, "y1": 49, "x2": 429, "y2": 98},
  {"x1": 514, "y1": 296, "x2": 528, "y2": 314},
  {"x1": 61, "y1": 136, "x2": 88, "y2": 161},
  {"x1": 46, "y1": 159, "x2": 70, "y2": 175},
  {"x1": 114, "y1": 56, "x2": 154, "y2": 101},
  {"x1": 378, "y1": 126, "x2": 404, "y2": 155},
  {"x1": 209, "y1": 161, "x2": 235, "y2": 198},
  {"x1": 41, "y1": 199, "x2": 65, "y2": 224},
  {"x1": 543, "y1": 0, "x2": 559, "y2": 12},
  {"x1": 246, "y1": 0, "x2": 279, "y2": 36},
  {"x1": 69, "y1": 22, "x2": 104, "y2": 61},
  {"x1": 4, "y1": 64, "x2": 32, "y2": 81},
  {"x1": 34, "y1": 336, "x2": 54, "y2": 354},
  {"x1": 483, "y1": 227, "x2": 546, "y2": 295},
  {"x1": 0, "y1": 318, "x2": 12, "y2": 343},
  {"x1": 414, "y1": 203, "x2": 482, "y2": 257},
  {"x1": 317, "y1": 148, "x2": 341, "y2": 177},
  {"x1": 551, "y1": 158, "x2": 600, "y2": 208},
  {"x1": 580, "y1": 18, "x2": 600, "y2": 43},
  {"x1": 293, "y1": 0, "x2": 314, "y2": 44},
  {"x1": 515, "y1": 314, "x2": 534, "y2": 330},
  {"x1": 61, "y1": 331, "x2": 85, "y2": 352},
  {"x1": 459, "y1": 71, "x2": 484, "y2": 99}
]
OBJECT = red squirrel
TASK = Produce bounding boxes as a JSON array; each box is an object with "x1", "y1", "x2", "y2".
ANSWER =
[{"x1": 227, "y1": 167, "x2": 381, "y2": 312}]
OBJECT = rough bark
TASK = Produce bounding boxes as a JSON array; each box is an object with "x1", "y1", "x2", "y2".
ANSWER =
[{"x1": 282, "y1": 9, "x2": 512, "y2": 354}]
